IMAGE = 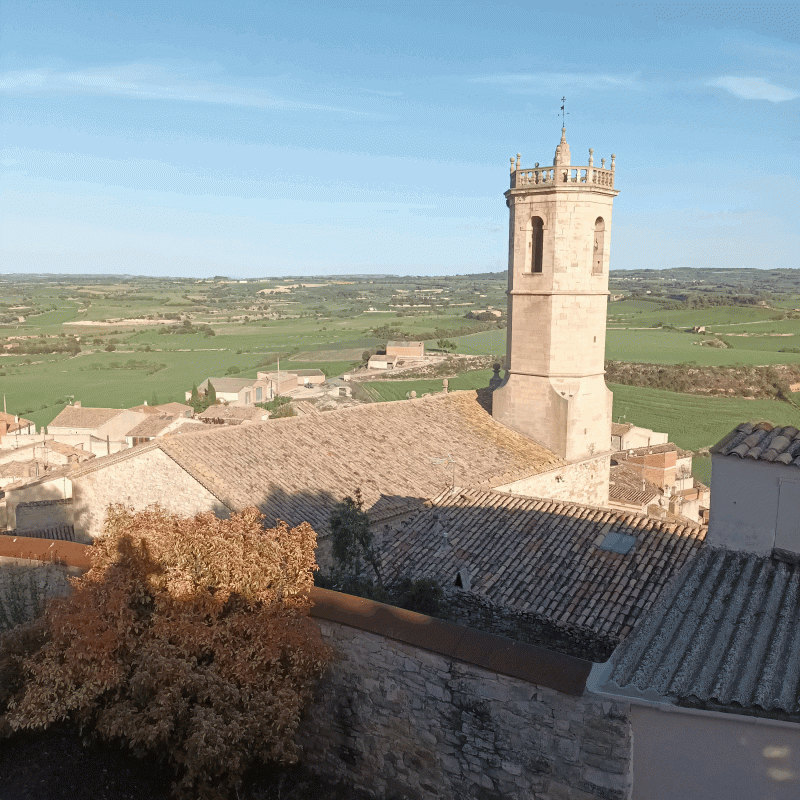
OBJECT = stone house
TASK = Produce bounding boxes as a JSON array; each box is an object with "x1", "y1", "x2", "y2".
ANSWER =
[
  {"x1": 611, "y1": 422, "x2": 669, "y2": 451},
  {"x1": 386, "y1": 340, "x2": 425, "y2": 358},
  {"x1": 45, "y1": 405, "x2": 148, "y2": 455},
  {"x1": 196, "y1": 405, "x2": 270, "y2": 425},
  {"x1": 286, "y1": 368, "x2": 326, "y2": 386},
  {"x1": 255, "y1": 371, "x2": 299, "y2": 397},
  {"x1": 0, "y1": 412, "x2": 35, "y2": 438},
  {"x1": 124, "y1": 413, "x2": 204, "y2": 447},
  {"x1": 380, "y1": 485, "x2": 705, "y2": 647},
  {"x1": 192, "y1": 377, "x2": 272, "y2": 406},
  {"x1": 610, "y1": 443, "x2": 709, "y2": 524},
  {"x1": 3, "y1": 391, "x2": 576, "y2": 549},
  {"x1": 590, "y1": 421, "x2": 800, "y2": 800},
  {"x1": 368, "y1": 354, "x2": 398, "y2": 370}
]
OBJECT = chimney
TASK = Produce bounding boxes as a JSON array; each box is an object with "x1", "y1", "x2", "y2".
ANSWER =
[{"x1": 74, "y1": 400, "x2": 81, "y2": 407}]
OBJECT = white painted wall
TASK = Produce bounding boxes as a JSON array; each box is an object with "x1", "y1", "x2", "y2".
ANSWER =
[{"x1": 631, "y1": 704, "x2": 800, "y2": 800}]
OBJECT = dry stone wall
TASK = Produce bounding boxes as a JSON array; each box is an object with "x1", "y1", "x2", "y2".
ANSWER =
[{"x1": 300, "y1": 619, "x2": 631, "y2": 800}]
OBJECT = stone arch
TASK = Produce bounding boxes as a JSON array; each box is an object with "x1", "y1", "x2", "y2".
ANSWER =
[
  {"x1": 592, "y1": 217, "x2": 605, "y2": 274},
  {"x1": 530, "y1": 215, "x2": 544, "y2": 273}
]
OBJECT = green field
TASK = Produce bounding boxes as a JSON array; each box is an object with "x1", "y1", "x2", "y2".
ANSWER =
[
  {"x1": 361, "y1": 369, "x2": 493, "y2": 402},
  {"x1": 610, "y1": 383, "x2": 800, "y2": 452}
]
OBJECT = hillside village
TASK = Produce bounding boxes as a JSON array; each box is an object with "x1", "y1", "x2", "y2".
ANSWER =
[{"x1": 3, "y1": 129, "x2": 800, "y2": 800}]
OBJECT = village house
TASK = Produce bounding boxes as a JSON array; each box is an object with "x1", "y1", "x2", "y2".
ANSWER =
[
  {"x1": 196, "y1": 405, "x2": 270, "y2": 426},
  {"x1": 380, "y1": 485, "x2": 704, "y2": 650},
  {"x1": 44, "y1": 404, "x2": 149, "y2": 455},
  {"x1": 611, "y1": 421, "x2": 669, "y2": 450},
  {"x1": 386, "y1": 340, "x2": 425, "y2": 358},
  {"x1": 285, "y1": 368, "x2": 326, "y2": 387},
  {"x1": 609, "y1": 443, "x2": 709, "y2": 524},
  {"x1": 590, "y1": 420, "x2": 800, "y2": 800},
  {"x1": 0, "y1": 411, "x2": 35, "y2": 438},
  {"x1": 367, "y1": 353, "x2": 398, "y2": 370},
  {"x1": 190, "y1": 377, "x2": 272, "y2": 406}
]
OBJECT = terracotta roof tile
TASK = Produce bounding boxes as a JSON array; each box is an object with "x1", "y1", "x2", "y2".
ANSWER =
[
  {"x1": 712, "y1": 422, "x2": 800, "y2": 467},
  {"x1": 48, "y1": 406, "x2": 125, "y2": 429},
  {"x1": 381, "y1": 486, "x2": 706, "y2": 642},
  {"x1": 61, "y1": 391, "x2": 561, "y2": 535}
]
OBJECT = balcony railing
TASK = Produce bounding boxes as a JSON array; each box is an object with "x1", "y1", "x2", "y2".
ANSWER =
[{"x1": 511, "y1": 164, "x2": 615, "y2": 190}]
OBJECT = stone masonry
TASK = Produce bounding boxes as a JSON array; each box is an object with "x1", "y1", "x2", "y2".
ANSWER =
[
  {"x1": 299, "y1": 619, "x2": 631, "y2": 800},
  {"x1": 72, "y1": 447, "x2": 228, "y2": 539},
  {"x1": 498, "y1": 454, "x2": 611, "y2": 508},
  {"x1": 492, "y1": 130, "x2": 617, "y2": 468}
]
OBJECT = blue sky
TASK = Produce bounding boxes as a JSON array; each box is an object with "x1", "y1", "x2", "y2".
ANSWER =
[{"x1": 1, "y1": 1, "x2": 798, "y2": 278}]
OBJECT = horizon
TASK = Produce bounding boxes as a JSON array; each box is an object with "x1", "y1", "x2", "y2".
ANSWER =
[{"x1": 2, "y1": 1, "x2": 798, "y2": 278}]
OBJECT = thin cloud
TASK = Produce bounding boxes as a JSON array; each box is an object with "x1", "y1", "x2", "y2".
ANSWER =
[
  {"x1": 707, "y1": 76, "x2": 799, "y2": 103},
  {"x1": 468, "y1": 72, "x2": 641, "y2": 93},
  {"x1": 0, "y1": 63, "x2": 380, "y2": 116}
]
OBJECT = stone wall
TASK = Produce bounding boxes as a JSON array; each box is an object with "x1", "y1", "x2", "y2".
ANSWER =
[
  {"x1": 15, "y1": 498, "x2": 73, "y2": 534},
  {"x1": 498, "y1": 454, "x2": 610, "y2": 507},
  {"x1": 72, "y1": 448, "x2": 228, "y2": 539},
  {"x1": 301, "y1": 590, "x2": 632, "y2": 800}
]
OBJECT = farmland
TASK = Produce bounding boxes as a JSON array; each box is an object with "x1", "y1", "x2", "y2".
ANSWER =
[{"x1": 3, "y1": 267, "x2": 800, "y2": 486}]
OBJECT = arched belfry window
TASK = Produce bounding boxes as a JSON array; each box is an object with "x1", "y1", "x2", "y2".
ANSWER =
[
  {"x1": 530, "y1": 216, "x2": 544, "y2": 273},
  {"x1": 592, "y1": 217, "x2": 605, "y2": 274}
]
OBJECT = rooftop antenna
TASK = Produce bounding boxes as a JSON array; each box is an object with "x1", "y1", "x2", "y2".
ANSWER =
[
  {"x1": 429, "y1": 453, "x2": 457, "y2": 491},
  {"x1": 560, "y1": 96, "x2": 568, "y2": 127}
]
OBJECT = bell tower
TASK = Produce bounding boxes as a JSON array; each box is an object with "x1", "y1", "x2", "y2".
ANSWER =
[{"x1": 492, "y1": 128, "x2": 618, "y2": 462}]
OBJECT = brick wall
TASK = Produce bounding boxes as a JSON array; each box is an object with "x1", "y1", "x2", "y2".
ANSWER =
[{"x1": 300, "y1": 617, "x2": 631, "y2": 800}]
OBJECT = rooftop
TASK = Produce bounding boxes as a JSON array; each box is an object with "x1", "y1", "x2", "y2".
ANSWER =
[
  {"x1": 63, "y1": 391, "x2": 563, "y2": 534},
  {"x1": 198, "y1": 377, "x2": 257, "y2": 394},
  {"x1": 607, "y1": 546, "x2": 800, "y2": 721},
  {"x1": 125, "y1": 413, "x2": 177, "y2": 439},
  {"x1": 380, "y1": 485, "x2": 705, "y2": 641},
  {"x1": 712, "y1": 422, "x2": 800, "y2": 465},
  {"x1": 197, "y1": 405, "x2": 269, "y2": 422},
  {"x1": 48, "y1": 406, "x2": 125, "y2": 430}
]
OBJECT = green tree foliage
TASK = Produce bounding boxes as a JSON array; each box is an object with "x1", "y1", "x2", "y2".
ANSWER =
[
  {"x1": 0, "y1": 506, "x2": 331, "y2": 800},
  {"x1": 330, "y1": 489, "x2": 381, "y2": 585},
  {"x1": 191, "y1": 384, "x2": 199, "y2": 402},
  {"x1": 206, "y1": 380, "x2": 217, "y2": 403}
]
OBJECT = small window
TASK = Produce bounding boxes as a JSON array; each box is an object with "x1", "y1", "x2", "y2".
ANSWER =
[
  {"x1": 531, "y1": 216, "x2": 544, "y2": 273},
  {"x1": 593, "y1": 217, "x2": 605, "y2": 274},
  {"x1": 256, "y1": 387, "x2": 262, "y2": 401},
  {"x1": 244, "y1": 392, "x2": 251, "y2": 405}
]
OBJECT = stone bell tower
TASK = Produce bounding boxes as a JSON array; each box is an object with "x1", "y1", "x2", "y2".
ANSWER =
[{"x1": 492, "y1": 128, "x2": 618, "y2": 462}]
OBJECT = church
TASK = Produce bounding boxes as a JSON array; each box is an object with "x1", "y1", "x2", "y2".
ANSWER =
[{"x1": 2, "y1": 128, "x2": 704, "y2": 645}]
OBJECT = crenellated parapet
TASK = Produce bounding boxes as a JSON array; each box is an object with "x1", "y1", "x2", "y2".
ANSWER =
[{"x1": 509, "y1": 149, "x2": 616, "y2": 190}]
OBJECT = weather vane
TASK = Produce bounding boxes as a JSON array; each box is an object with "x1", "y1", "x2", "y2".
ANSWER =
[{"x1": 560, "y1": 96, "x2": 568, "y2": 127}]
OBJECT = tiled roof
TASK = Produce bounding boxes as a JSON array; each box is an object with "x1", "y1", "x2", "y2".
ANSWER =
[
  {"x1": 288, "y1": 369, "x2": 325, "y2": 377},
  {"x1": 712, "y1": 421, "x2": 800, "y2": 465},
  {"x1": 40, "y1": 441, "x2": 95, "y2": 461},
  {"x1": 59, "y1": 391, "x2": 561, "y2": 535},
  {"x1": 159, "y1": 391, "x2": 562, "y2": 533},
  {"x1": 607, "y1": 547, "x2": 800, "y2": 720},
  {"x1": 380, "y1": 486, "x2": 706, "y2": 641},
  {"x1": 611, "y1": 422, "x2": 633, "y2": 436},
  {"x1": 125, "y1": 413, "x2": 177, "y2": 438},
  {"x1": 198, "y1": 377, "x2": 255, "y2": 393},
  {"x1": 608, "y1": 464, "x2": 661, "y2": 507},
  {"x1": 197, "y1": 405, "x2": 269, "y2": 422},
  {"x1": 48, "y1": 406, "x2": 124, "y2": 429},
  {"x1": 0, "y1": 411, "x2": 34, "y2": 432},
  {"x1": 613, "y1": 442, "x2": 693, "y2": 459},
  {"x1": 129, "y1": 402, "x2": 192, "y2": 417}
]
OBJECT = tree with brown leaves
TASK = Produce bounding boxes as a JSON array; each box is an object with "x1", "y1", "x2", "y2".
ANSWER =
[{"x1": 0, "y1": 506, "x2": 331, "y2": 800}]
